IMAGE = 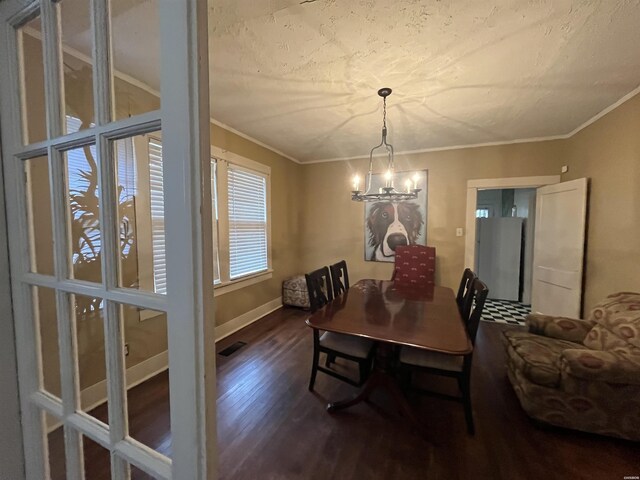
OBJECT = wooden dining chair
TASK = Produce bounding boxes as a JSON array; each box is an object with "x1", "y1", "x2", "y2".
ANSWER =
[
  {"x1": 456, "y1": 268, "x2": 477, "y2": 322},
  {"x1": 329, "y1": 260, "x2": 350, "y2": 297},
  {"x1": 398, "y1": 278, "x2": 489, "y2": 434},
  {"x1": 390, "y1": 245, "x2": 436, "y2": 286},
  {"x1": 305, "y1": 267, "x2": 374, "y2": 391}
]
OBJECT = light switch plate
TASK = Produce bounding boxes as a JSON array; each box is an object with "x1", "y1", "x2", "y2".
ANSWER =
[{"x1": 456, "y1": 227, "x2": 464, "y2": 237}]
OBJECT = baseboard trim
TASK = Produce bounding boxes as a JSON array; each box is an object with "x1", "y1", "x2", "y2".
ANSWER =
[
  {"x1": 214, "y1": 296, "x2": 283, "y2": 341},
  {"x1": 47, "y1": 350, "x2": 169, "y2": 432},
  {"x1": 80, "y1": 350, "x2": 169, "y2": 413},
  {"x1": 47, "y1": 297, "x2": 283, "y2": 431}
]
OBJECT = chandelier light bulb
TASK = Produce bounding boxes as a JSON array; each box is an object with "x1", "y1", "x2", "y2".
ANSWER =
[
  {"x1": 352, "y1": 174, "x2": 360, "y2": 191},
  {"x1": 405, "y1": 179, "x2": 412, "y2": 193}
]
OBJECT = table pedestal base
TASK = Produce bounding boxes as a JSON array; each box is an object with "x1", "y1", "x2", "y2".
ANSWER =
[{"x1": 326, "y1": 343, "x2": 420, "y2": 427}]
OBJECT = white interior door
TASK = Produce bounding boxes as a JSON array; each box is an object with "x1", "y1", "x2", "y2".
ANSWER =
[
  {"x1": 0, "y1": 0, "x2": 215, "y2": 478},
  {"x1": 531, "y1": 178, "x2": 588, "y2": 317},
  {"x1": 476, "y1": 217, "x2": 523, "y2": 301}
]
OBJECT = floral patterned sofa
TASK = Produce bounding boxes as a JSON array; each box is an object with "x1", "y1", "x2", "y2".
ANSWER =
[{"x1": 503, "y1": 292, "x2": 640, "y2": 441}]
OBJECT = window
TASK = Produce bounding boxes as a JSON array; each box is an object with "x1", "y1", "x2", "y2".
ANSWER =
[
  {"x1": 133, "y1": 140, "x2": 269, "y2": 295},
  {"x1": 213, "y1": 150, "x2": 271, "y2": 291},
  {"x1": 476, "y1": 207, "x2": 490, "y2": 218},
  {"x1": 227, "y1": 165, "x2": 268, "y2": 279}
]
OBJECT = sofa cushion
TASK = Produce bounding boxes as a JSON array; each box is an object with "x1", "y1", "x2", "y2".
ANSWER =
[
  {"x1": 588, "y1": 292, "x2": 640, "y2": 323},
  {"x1": 503, "y1": 330, "x2": 580, "y2": 388},
  {"x1": 560, "y1": 349, "x2": 640, "y2": 385},
  {"x1": 526, "y1": 314, "x2": 594, "y2": 342},
  {"x1": 582, "y1": 323, "x2": 638, "y2": 352},
  {"x1": 596, "y1": 310, "x2": 640, "y2": 350}
]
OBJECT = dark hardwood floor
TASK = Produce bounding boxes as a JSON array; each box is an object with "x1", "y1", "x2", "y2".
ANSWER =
[{"x1": 50, "y1": 307, "x2": 639, "y2": 479}]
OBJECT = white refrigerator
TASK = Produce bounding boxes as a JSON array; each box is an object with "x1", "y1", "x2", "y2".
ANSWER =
[{"x1": 475, "y1": 217, "x2": 524, "y2": 301}]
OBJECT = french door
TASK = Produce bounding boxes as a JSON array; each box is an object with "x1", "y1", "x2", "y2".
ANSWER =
[{"x1": 0, "y1": 0, "x2": 215, "y2": 478}]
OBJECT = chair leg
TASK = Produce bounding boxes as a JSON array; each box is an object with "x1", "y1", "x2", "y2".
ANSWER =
[
  {"x1": 358, "y1": 359, "x2": 369, "y2": 386},
  {"x1": 308, "y1": 347, "x2": 320, "y2": 391},
  {"x1": 459, "y1": 373, "x2": 475, "y2": 435},
  {"x1": 325, "y1": 353, "x2": 336, "y2": 368}
]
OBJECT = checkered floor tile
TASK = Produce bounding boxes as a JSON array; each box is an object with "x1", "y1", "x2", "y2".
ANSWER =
[{"x1": 481, "y1": 299, "x2": 530, "y2": 325}]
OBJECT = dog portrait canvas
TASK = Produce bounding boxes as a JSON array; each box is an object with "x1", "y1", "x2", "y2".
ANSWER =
[{"x1": 364, "y1": 170, "x2": 428, "y2": 262}]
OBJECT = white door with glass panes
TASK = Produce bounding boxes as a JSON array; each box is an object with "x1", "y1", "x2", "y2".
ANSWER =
[{"x1": 0, "y1": 0, "x2": 216, "y2": 478}]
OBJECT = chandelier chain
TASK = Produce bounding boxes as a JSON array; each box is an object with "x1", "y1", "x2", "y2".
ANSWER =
[{"x1": 382, "y1": 96, "x2": 387, "y2": 129}]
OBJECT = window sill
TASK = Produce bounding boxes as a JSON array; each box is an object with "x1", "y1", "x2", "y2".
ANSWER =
[{"x1": 213, "y1": 270, "x2": 273, "y2": 297}]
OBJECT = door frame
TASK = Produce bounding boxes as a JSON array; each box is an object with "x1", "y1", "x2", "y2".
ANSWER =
[
  {"x1": 465, "y1": 175, "x2": 561, "y2": 270},
  {"x1": 0, "y1": 124, "x2": 25, "y2": 479},
  {"x1": 0, "y1": 0, "x2": 215, "y2": 477}
]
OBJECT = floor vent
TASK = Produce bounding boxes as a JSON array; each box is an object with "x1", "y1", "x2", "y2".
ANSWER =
[{"x1": 218, "y1": 341, "x2": 247, "y2": 357}]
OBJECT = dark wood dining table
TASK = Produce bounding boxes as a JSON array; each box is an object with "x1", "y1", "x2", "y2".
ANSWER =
[{"x1": 306, "y1": 279, "x2": 472, "y2": 423}]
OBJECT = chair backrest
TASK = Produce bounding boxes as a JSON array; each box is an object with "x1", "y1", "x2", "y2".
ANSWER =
[
  {"x1": 456, "y1": 268, "x2": 477, "y2": 321},
  {"x1": 466, "y1": 278, "x2": 489, "y2": 345},
  {"x1": 392, "y1": 245, "x2": 436, "y2": 286},
  {"x1": 330, "y1": 260, "x2": 349, "y2": 297},
  {"x1": 305, "y1": 267, "x2": 334, "y2": 312}
]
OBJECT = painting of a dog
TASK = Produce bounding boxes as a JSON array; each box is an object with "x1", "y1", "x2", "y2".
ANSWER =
[{"x1": 364, "y1": 171, "x2": 428, "y2": 262}]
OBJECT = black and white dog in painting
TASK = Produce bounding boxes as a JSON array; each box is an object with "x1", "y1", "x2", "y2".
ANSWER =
[{"x1": 366, "y1": 201, "x2": 424, "y2": 261}]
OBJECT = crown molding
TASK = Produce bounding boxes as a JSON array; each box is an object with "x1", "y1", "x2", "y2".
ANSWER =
[
  {"x1": 303, "y1": 84, "x2": 640, "y2": 164},
  {"x1": 28, "y1": 29, "x2": 639, "y2": 167},
  {"x1": 23, "y1": 29, "x2": 303, "y2": 165}
]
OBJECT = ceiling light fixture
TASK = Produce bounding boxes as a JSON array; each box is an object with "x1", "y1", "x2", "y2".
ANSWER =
[{"x1": 351, "y1": 88, "x2": 421, "y2": 202}]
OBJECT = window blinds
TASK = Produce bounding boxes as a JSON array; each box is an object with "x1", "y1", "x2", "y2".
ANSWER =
[
  {"x1": 227, "y1": 166, "x2": 268, "y2": 279},
  {"x1": 148, "y1": 138, "x2": 167, "y2": 294}
]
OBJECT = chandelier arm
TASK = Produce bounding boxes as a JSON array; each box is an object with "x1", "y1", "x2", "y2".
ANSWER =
[{"x1": 364, "y1": 148, "x2": 375, "y2": 194}]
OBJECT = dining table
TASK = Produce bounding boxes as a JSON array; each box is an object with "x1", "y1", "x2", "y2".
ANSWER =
[{"x1": 305, "y1": 279, "x2": 472, "y2": 424}]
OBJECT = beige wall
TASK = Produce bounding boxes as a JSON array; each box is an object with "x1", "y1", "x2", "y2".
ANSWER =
[
  {"x1": 210, "y1": 124, "x2": 302, "y2": 325},
  {"x1": 300, "y1": 142, "x2": 565, "y2": 291},
  {"x1": 562, "y1": 93, "x2": 640, "y2": 312}
]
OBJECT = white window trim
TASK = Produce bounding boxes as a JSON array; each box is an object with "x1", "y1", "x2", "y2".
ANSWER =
[{"x1": 211, "y1": 146, "x2": 272, "y2": 295}]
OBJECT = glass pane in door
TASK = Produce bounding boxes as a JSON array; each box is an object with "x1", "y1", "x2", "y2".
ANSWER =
[
  {"x1": 34, "y1": 286, "x2": 62, "y2": 399},
  {"x1": 111, "y1": 0, "x2": 160, "y2": 120},
  {"x1": 73, "y1": 293, "x2": 109, "y2": 424},
  {"x1": 121, "y1": 304, "x2": 171, "y2": 457},
  {"x1": 25, "y1": 155, "x2": 54, "y2": 275},
  {"x1": 82, "y1": 435, "x2": 111, "y2": 479},
  {"x1": 61, "y1": 0, "x2": 95, "y2": 132},
  {"x1": 114, "y1": 132, "x2": 166, "y2": 293},
  {"x1": 18, "y1": 15, "x2": 47, "y2": 145},
  {"x1": 64, "y1": 144, "x2": 102, "y2": 282},
  {"x1": 45, "y1": 412, "x2": 66, "y2": 480}
]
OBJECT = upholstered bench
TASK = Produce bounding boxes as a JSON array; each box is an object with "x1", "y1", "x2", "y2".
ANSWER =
[{"x1": 283, "y1": 275, "x2": 310, "y2": 309}]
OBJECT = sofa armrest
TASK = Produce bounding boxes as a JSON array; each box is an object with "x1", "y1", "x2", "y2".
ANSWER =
[
  {"x1": 526, "y1": 314, "x2": 595, "y2": 343},
  {"x1": 560, "y1": 349, "x2": 640, "y2": 385}
]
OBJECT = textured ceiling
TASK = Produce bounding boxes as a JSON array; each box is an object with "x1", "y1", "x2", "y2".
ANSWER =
[{"x1": 62, "y1": 0, "x2": 640, "y2": 162}]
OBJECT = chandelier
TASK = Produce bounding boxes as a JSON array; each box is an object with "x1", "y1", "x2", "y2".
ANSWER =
[{"x1": 351, "y1": 88, "x2": 421, "y2": 202}]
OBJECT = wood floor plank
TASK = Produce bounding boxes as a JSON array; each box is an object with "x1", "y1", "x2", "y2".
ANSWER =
[{"x1": 49, "y1": 307, "x2": 639, "y2": 479}]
